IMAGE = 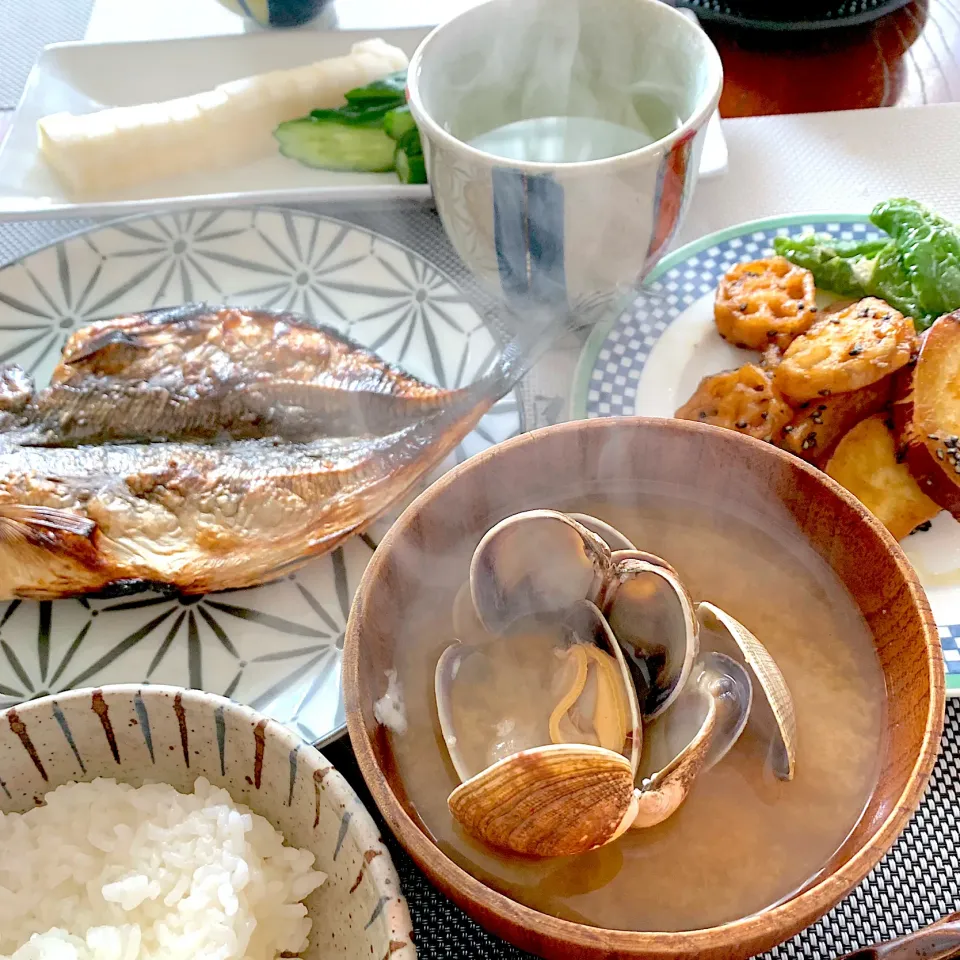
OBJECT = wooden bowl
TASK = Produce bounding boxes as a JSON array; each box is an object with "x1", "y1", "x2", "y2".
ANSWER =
[{"x1": 344, "y1": 417, "x2": 944, "y2": 960}]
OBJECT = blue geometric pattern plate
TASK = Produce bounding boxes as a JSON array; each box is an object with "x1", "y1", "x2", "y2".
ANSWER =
[
  {"x1": 572, "y1": 213, "x2": 960, "y2": 694},
  {"x1": 0, "y1": 207, "x2": 523, "y2": 739}
]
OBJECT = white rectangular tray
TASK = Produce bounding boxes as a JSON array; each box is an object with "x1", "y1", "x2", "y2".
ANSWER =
[{"x1": 0, "y1": 27, "x2": 727, "y2": 222}]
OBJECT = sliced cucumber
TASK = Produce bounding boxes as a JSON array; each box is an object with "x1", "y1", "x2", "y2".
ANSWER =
[
  {"x1": 275, "y1": 117, "x2": 397, "y2": 173},
  {"x1": 395, "y1": 143, "x2": 427, "y2": 185},
  {"x1": 384, "y1": 105, "x2": 417, "y2": 141},
  {"x1": 343, "y1": 70, "x2": 407, "y2": 105}
]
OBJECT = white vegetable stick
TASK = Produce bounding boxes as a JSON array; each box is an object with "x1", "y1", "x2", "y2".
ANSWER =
[{"x1": 37, "y1": 38, "x2": 409, "y2": 199}]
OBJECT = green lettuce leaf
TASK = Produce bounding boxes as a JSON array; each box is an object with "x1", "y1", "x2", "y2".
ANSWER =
[
  {"x1": 774, "y1": 199, "x2": 960, "y2": 330},
  {"x1": 771, "y1": 234, "x2": 883, "y2": 299},
  {"x1": 871, "y1": 198, "x2": 960, "y2": 318}
]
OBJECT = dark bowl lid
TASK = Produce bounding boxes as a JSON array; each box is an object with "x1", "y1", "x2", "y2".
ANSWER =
[{"x1": 676, "y1": 0, "x2": 912, "y2": 31}]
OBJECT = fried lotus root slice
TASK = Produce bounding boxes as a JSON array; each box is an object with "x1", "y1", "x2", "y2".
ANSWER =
[
  {"x1": 773, "y1": 297, "x2": 917, "y2": 403},
  {"x1": 676, "y1": 364, "x2": 792, "y2": 442},
  {"x1": 826, "y1": 415, "x2": 939, "y2": 541},
  {"x1": 715, "y1": 257, "x2": 817, "y2": 351},
  {"x1": 775, "y1": 376, "x2": 893, "y2": 467}
]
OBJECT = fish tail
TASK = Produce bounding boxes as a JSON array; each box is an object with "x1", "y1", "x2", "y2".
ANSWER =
[{"x1": 474, "y1": 309, "x2": 570, "y2": 403}]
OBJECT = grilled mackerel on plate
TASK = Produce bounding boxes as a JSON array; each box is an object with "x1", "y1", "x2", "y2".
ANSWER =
[{"x1": 0, "y1": 303, "x2": 513, "y2": 600}]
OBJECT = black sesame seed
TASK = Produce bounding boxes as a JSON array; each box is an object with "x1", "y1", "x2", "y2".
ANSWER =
[
  {"x1": 848, "y1": 345, "x2": 863, "y2": 356},
  {"x1": 697, "y1": 412, "x2": 707, "y2": 421},
  {"x1": 783, "y1": 425, "x2": 794, "y2": 433},
  {"x1": 810, "y1": 306, "x2": 818, "y2": 313},
  {"x1": 760, "y1": 412, "x2": 768, "y2": 420},
  {"x1": 819, "y1": 389, "x2": 832, "y2": 397},
  {"x1": 910, "y1": 520, "x2": 933, "y2": 534},
  {"x1": 801, "y1": 433, "x2": 818, "y2": 450},
  {"x1": 739, "y1": 303, "x2": 748, "y2": 312},
  {"x1": 735, "y1": 421, "x2": 748, "y2": 429}
]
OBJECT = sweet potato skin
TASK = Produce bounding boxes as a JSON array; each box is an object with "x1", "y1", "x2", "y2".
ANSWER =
[
  {"x1": 892, "y1": 311, "x2": 960, "y2": 520},
  {"x1": 776, "y1": 376, "x2": 893, "y2": 468}
]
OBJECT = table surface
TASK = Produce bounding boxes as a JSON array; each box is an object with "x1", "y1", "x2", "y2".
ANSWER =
[
  {"x1": 2, "y1": 2, "x2": 960, "y2": 959},
  {"x1": 1, "y1": 0, "x2": 960, "y2": 121}
]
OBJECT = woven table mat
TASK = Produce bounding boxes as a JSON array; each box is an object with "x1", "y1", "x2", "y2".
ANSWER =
[
  {"x1": 326, "y1": 701, "x2": 960, "y2": 959},
  {"x1": 0, "y1": 204, "x2": 954, "y2": 959},
  {"x1": 0, "y1": 0, "x2": 94, "y2": 108}
]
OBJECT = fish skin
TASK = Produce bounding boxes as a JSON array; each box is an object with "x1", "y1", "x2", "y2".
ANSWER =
[
  {"x1": 0, "y1": 385, "x2": 493, "y2": 599},
  {"x1": 0, "y1": 304, "x2": 520, "y2": 600},
  {"x1": 25, "y1": 303, "x2": 468, "y2": 445}
]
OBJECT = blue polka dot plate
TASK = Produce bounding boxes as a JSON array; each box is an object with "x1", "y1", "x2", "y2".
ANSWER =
[
  {"x1": 572, "y1": 213, "x2": 960, "y2": 694},
  {"x1": 0, "y1": 206, "x2": 522, "y2": 739}
]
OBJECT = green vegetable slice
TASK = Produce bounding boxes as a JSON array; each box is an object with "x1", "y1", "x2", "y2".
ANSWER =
[
  {"x1": 384, "y1": 105, "x2": 417, "y2": 141},
  {"x1": 396, "y1": 147, "x2": 427, "y2": 184},
  {"x1": 275, "y1": 67, "x2": 425, "y2": 183},
  {"x1": 343, "y1": 70, "x2": 407, "y2": 105},
  {"x1": 274, "y1": 117, "x2": 398, "y2": 172}
]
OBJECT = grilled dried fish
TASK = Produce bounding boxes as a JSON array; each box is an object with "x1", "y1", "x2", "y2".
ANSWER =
[
  {"x1": 24, "y1": 304, "x2": 469, "y2": 445},
  {"x1": 0, "y1": 305, "x2": 520, "y2": 599}
]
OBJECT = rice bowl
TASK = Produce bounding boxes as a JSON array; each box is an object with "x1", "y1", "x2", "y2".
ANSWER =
[{"x1": 0, "y1": 686, "x2": 415, "y2": 960}]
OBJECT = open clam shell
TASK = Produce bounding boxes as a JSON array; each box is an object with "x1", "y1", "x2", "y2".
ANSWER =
[
  {"x1": 632, "y1": 651, "x2": 753, "y2": 829},
  {"x1": 452, "y1": 581, "x2": 494, "y2": 645},
  {"x1": 437, "y1": 601, "x2": 642, "y2": 782},
  {"x1": 469, "y1": 510, "x2": 614, "y2": 635},
  {"x1": 604, "y1": 557, "x2": 699, "y2": 719},
  {"x1": 696, "y1": 601, "x2": 797, "y2": 781},
  {"x1": 436, "y1": 601, "x2": 643, "y2": 857},
  {"x1": 447, "y1": 744, "x2": 640, "y2": 858},
  {"x1": 567, "y1": 513, "x2": 637, "y2": 552}
]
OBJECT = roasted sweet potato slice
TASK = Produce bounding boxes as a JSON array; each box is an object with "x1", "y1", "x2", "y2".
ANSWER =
[
  {"x1": 715, "y1": 257, "x2": 817, "y2": 351},
  {"x1": 774, "y1": 298, "x2": 917, "y2": 403},
  {"x1": 675, "y1": 364, "x2": 793, "y2": 442},
  {"x1": 775, "y1": 376, "x2": 893, "y2": 467},
  {"x1": 826, "y1": 415, "x2": 939, "y2": 540},
  {"x1": 892, "y1": 310, "x2": 960, "y2": 518}
]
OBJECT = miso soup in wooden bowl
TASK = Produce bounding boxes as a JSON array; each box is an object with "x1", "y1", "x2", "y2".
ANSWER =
[{"x1": 344, "y1": 417, "x2": 944, "y2": 960}]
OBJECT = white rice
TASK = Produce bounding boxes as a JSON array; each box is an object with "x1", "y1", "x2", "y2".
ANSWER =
[{"x1": 0, "y1": 777, "x2": 326, "y2": 960}]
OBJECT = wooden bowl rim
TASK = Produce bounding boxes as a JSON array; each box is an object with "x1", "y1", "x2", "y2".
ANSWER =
[{"x1": 345, "y1": 417, "x2": 944, "y2": 954}]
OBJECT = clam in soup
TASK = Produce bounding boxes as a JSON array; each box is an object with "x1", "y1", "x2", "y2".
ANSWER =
[{"x1": 387, "y1": 488, "x2": 886, "y2": 932}]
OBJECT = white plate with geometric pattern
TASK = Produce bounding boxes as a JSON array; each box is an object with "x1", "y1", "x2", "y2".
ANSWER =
[
  {"x1": 0, "y1": 206, "x2": 523, "y2": 740},
  {"x1": 572, "y1": 213, "x2": 960, "y2": 694}
]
